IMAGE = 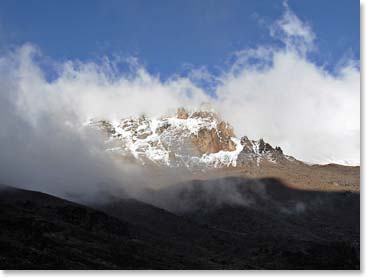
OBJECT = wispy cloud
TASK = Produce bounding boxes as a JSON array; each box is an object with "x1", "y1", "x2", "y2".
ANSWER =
[{"x1": 270, "y1": 0, "x2": 316, "y2": 55}]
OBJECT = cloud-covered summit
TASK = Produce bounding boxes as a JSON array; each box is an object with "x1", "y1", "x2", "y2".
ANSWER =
[{"x1": 0, "y1": 0, "x2": 360, "y2": 200}]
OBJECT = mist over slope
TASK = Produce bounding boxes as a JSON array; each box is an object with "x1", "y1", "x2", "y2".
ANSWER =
[{"x1": 0, "y1": 178, "x2": 360, "y2": 269}]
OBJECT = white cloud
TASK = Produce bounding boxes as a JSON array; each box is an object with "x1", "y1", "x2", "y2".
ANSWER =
[
  {"x1": 10, "y1": 44, "x2": 210, "y2": 125},
  {"x1": 211, "y1": 2, "x2": 359, "y2": 165},
  {"x1": 214, "y1": 50, "x2": 359, "y2": 165},
  {"x1": 0, "y1": 0, "x2": 360, "y2": 200},
  {"x1": 270, "y1": 0, "x2": 316, "y2": 55}
]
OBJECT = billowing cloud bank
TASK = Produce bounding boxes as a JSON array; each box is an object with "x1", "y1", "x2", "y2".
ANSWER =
[
  {"x1": 0, "y1": 2, "x2": 360, "y2": 195},
  {"x1": 215, "y1": 2, "x2": 359, "y2": 165}
]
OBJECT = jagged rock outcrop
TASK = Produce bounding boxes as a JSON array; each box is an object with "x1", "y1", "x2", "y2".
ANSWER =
[{"x1": 236, "y1": 136, "x2": 287, "y2": 167}]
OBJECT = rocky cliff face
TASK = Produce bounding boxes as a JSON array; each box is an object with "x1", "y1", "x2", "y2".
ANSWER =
[{"x1": 89, "y1": 108, "x2": 294, "y2": 169}]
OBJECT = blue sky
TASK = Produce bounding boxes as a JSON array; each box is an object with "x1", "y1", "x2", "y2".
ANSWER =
[
  {"x1": 0, "y1": 0, "x2": 359, "y2": 79},
  {"x1": 0, "y1": 0, "x2": 360, "y2": 165}
]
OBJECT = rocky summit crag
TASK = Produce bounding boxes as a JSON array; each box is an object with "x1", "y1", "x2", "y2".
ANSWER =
[{"x1": 89, "y1": 108, "x2": 291, "y2": 170}]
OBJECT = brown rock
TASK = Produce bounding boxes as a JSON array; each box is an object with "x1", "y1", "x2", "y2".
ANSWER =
[
  {"x1": 191, "y1": 128, "x2": 221, "y2": 154},
  {"x1": 224, "y1": 139, "x2": 237, "y2": 151},
  {"x1": 156, "y1": 122, "x2": 171, "y2": 134},
  {"x1": 240, "y1": 136, "x2": 257, "y2": 154},
  {"x1": 191, "y1": 111, "x2": 218, "y2": 121},
  {"x1": 258, "y1": 139, "x2": 274, "y2": 154},
  {"x1": 217, "y1": 121, "x2": 235, "y2": 138},
  {"x1": 191, "y1": 123, "x2": 236, "y2": 154},
  {"x1": 177, "y1": 108, "x2": 189, "y2": 119}
]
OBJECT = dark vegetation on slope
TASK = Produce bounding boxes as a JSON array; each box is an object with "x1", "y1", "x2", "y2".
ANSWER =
[{"x1": 0, "y1": 177, "x2": 360, "y2": 269}]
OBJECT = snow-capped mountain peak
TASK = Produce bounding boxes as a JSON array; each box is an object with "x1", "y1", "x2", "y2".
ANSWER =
[{"x1": 88, "y1": 108, "x2": 289, "y2": 169}]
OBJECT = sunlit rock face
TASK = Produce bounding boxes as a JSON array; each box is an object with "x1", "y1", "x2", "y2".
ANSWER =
[{"x1": 88, "y1": 108, "x2": 292, "y2": 169}]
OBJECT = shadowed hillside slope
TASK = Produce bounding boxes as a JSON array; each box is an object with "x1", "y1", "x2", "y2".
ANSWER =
[{"x1": 0, "y1": 177, "x2": 360, "y2": 269}]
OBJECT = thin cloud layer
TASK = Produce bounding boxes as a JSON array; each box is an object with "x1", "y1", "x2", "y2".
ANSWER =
[{"x1": 270, "y1": 0, "x2": 316, "y2": 54}]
